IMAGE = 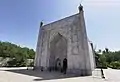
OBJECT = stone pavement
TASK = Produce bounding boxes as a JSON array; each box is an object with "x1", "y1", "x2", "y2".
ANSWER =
[{"x1": 0, "y1": 67, "x2": 119, "y2": 82}]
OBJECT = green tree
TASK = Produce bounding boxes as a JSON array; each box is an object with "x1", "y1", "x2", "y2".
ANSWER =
[{"x1": 0, "y1": 41, "x2": 35, "y2": 67}]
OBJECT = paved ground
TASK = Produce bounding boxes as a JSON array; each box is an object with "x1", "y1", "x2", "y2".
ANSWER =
[{"x1": 0, "y1": 67, "x2": 119, "y2": 82}]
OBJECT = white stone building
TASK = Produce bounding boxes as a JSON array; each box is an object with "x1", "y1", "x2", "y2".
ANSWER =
[{"x1": 34, "y1": 5, "x2": 95, "y2": 76}]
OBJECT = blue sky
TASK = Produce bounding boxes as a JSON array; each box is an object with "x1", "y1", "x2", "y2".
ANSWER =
[{"x1": 0, "y1": 0, "x2": 120, "y2": 51}]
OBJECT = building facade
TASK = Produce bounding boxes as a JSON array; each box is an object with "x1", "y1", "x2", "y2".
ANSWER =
[{"x1": 34, "y1": 5, "x2": 95, "y2": 76}]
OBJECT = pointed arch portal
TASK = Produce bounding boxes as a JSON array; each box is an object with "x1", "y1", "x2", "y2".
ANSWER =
[{"x1": 49, "y1": 33, "x2": 67, "y2": 71}]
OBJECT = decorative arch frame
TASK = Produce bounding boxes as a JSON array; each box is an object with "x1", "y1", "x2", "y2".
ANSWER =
[{"x1": 48, "y1": 32, "x2": 68, "y2": 70}]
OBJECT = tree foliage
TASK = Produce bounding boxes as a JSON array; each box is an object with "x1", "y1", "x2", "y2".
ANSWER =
[
  {"x1": 0, "y1": 41, "x2": 35, "y2": 67},
  {"x1": 95, "y1": 48, "x2": 120, "y2": 69}
]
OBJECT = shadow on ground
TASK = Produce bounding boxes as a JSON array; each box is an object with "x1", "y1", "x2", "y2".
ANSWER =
[{"x1": 6, "y1": 69, "x2": 83, "y2": 81}]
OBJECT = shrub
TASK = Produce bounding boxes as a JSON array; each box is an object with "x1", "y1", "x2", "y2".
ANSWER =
[{"x1": 110, "y1": 61, "x2": 120, "y2": 69}]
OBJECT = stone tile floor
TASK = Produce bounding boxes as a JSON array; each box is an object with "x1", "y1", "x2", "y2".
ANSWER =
[{"x1": 0, "y1": 67, "x2": 119, "y2": 82}]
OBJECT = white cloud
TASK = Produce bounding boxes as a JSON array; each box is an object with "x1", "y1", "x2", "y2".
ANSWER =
[
  {"x1": 81, "y1": 0, "x2": 120, "y2": 50},
  {"x1": 83, "y1": 0, "x2": 120, "y2": 3},
  {"x1": 82, "y1": 0, "x2": 120, "y2": 8}
]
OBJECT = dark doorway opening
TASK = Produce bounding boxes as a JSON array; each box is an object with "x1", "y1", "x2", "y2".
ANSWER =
[
  {"x1": 55, "y1": 58, "x2": 61, "y2": 71},
  {"x1": 63, "y1": 58, "x2": 68, "y2": 74}
]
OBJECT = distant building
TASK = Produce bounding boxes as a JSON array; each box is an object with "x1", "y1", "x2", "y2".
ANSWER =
[{"x1": 34, "y1": 5, "x2": 95, "y2": 76}]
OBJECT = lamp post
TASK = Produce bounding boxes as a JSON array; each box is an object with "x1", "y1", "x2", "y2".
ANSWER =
[
  {"x1": 89, "y1": 41, "x2": 105, "y2": 79},
  {"x1": 98, "y1": 51, "x2": 105, "y2": 79}
]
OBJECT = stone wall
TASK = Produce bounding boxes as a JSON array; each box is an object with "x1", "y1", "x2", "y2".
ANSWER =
[{"x1": 35, "y1": 10, "x2": 94, "y2": 75}]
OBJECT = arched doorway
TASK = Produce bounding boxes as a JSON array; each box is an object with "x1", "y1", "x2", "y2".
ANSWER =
[
  {"x1": 49, "y1": 33, "x2": 67, "y2": 72},
  {"x1": 55, "y1": 58, "x2": 61, "y2": 71},
  {"x1": 62, "y1": 58, "x2": 68, "y2": 74}
]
